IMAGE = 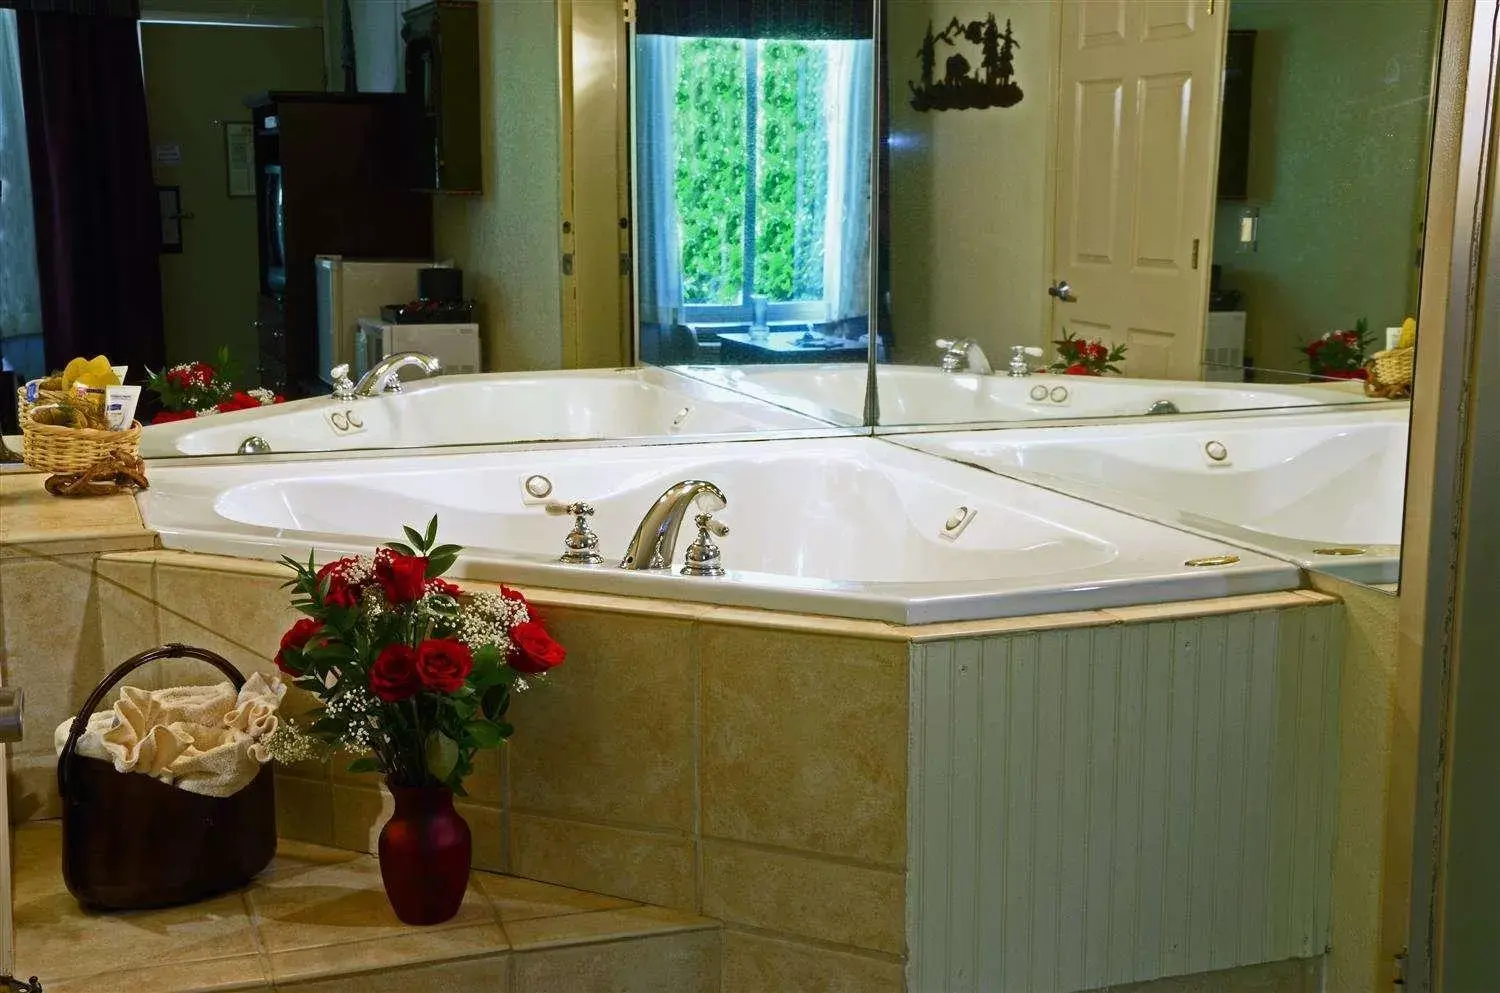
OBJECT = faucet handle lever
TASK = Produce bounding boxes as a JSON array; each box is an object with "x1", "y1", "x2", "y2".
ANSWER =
[
  {"x1": 555, "y1": 502, "x2": 604, "y2": 565},
  {"x1": 329, "y1": 364, "x2": 356, "y2": 401},
  {"x1": 682, "y1": 512, "x2": 728, "y2": 577}
]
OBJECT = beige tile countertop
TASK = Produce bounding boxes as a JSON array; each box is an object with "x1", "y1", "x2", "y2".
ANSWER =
[
  {"x1": 14, "y1": 821, "x2": 720, "y2": 993},
  {"x1": 0, "y1": 473, "x2": 155, "y2": 553}
]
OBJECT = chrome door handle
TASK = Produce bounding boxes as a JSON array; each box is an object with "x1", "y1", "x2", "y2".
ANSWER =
[{"x1": 1047, "y1": 279, "x2": 1077, "y2": 302}]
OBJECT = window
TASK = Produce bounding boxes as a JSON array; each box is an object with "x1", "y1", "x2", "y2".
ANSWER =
[
  {"x1": 638, "y1": 34, "x2": 871, "y2": 331},
  {"x1": 0, "y1": 8, "x2": 44, "y2": 383}
]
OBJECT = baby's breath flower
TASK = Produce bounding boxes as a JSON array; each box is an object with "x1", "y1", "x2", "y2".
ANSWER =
[{"x1": 262, "y1": 720, "x2": 330, "y2": 765}]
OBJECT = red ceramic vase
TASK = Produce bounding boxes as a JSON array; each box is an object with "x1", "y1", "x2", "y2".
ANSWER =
[{"x1": 378, "y1": 782, "x2": 472, "y2": 925}]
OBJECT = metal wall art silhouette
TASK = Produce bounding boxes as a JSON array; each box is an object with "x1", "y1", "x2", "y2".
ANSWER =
[{"x1": 910, "y1": 14, "x2": 1023, "y2": 112}]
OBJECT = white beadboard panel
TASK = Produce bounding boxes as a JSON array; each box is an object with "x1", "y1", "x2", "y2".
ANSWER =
[{"x1": 906, "y1": 604, "x2": 1343, "y2": 993}]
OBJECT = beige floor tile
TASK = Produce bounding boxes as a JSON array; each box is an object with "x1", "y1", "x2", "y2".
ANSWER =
[
  {"x1": 512, "y1": 929, "x2": 720, "y2": 993},
  {"x1": 700, "y1": 625, "x2": 908, "y2": 865},
  {"x1": 503, "y1": 904, "x2": 718, "y2": 952},
  {"x1": 701, "y1": 839, "x2": 904, "y2": 954},
  {"x1": 13, "y1": 823, "x2": 265, "y2": 987},
  {"x1": 246, "y1": 844, "x2": 494, "y2": 955},
  {"x1": 0, "y1": 475, "x2": 148, "y2": 545},
  {"x1": 42, "y1": 954, "x2": 270, "y2": 993},
  {"x1": 266, "y1": 923, "x2": 508, "y2": 986},
  {"x1": 507, "y1": 608, "x2": 696, "y2": 831},
  {"x1": 474, "y1": 873, "x2": 636, "y2": 923},
  {"x1": 274, "y1": 953, "x2": 509, "y2": 993},
  {"x1": 509, "y1": 813, "x2": 697, "y2": 911},
  {"x1": 721, "y1": 928, "x2": 903, "y2": 993}
]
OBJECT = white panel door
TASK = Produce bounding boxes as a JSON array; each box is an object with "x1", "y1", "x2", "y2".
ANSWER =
[{"x1": 1052, "y1": 0, "x2": 1227, "y2": 379}]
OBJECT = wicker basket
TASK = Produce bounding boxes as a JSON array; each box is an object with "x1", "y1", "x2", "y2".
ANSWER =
[
  {"x1": 1370, "y1": 347, "x2": 1415, "y2": 388},
  {"x1": 21, "y1": 415, "x2": 142, "y2": 474}
]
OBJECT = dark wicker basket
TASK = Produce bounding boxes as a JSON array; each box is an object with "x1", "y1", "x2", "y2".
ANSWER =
[{"x1": 58, "y1": 644, "x2": 277, "y2": 911}]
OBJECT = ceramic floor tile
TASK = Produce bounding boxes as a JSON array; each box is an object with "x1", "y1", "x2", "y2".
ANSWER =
[
  {"x1": 245, "y1": 845, "x2": 494, "y2": 954},
  {"x1": 502, "y1": 904, "x2": 718, "y2": 952},
  {"x1": 13, "y1": 823, "x2": 266, "y2": 988},
  {"x1": 474, "y1": 873, "x2": 637, "y2": 923},
  {"x1": 265, "y1": 923, "x2": 509, "y2": 986}
]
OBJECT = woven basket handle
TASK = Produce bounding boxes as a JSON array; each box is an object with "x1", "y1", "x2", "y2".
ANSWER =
[{"x1": 58, "y1": 643, "x2": 245, "y2": 794}]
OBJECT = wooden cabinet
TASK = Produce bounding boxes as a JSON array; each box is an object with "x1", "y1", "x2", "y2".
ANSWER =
[
  {"x1": 402, "y1": 0, "x2": 482, "y2": 194},
  {"x1": 247, "y1": 92, "x2": 433, "y2": 396}
]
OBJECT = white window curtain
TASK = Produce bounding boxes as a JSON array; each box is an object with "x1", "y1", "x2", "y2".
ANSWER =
[
  {"x1": 0, "y1": 8, "x2": 43, "y2": 380},
  {"x1": 634, "y1": 34, "x2": 683, "y2": 328},
  {"x1": 637, "y1": 34, "x2": 871, "y2": 328},
  {"x1": 822, "y1": 39, "x2": 872, "y2": 324}
]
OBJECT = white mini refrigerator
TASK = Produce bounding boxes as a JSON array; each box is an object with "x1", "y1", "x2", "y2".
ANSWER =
[
  {"x1": 355, "y1": 319, "x2": 482, "y2": 380},
  {"x1": 315, "y1": 256, "x2": 451, "y2": 384}
]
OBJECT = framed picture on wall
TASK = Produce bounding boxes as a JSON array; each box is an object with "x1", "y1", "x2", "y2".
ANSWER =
[{"x1": 224, "y1": 121, "x2": 255, "y2": 198}]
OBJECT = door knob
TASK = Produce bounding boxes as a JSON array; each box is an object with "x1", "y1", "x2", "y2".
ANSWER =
[{"x1": 1047, "y1": 279, "x2": 1077, "y2": 302}]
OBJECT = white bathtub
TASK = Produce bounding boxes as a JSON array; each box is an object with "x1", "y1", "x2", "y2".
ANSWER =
[
  {"x1": 897, "y1": 406, "x2": 1408, "y2": 583},
  {"x1": 137, "y1": 438, "x2": 1298, "y2": 623},
  {"x1": 674, "y1": 363, "x2": 1377, "y2": 426},
  {"x1": 138, "y1": 368, "x2": 836, "y2": 459}
]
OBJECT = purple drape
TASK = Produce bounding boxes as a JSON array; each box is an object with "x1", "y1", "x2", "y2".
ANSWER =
[{"x1": 15, "y1": 1, "x2": 164, "y2": 377}]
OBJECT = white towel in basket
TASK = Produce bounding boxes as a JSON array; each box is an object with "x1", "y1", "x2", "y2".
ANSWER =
[{"x1": 53, "y1": 672, "x2": 287, "y2": 797}]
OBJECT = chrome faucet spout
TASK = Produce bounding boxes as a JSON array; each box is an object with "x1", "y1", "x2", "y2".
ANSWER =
[
  {"x1": 353, "y1": 351, "x2": 442, "y2": 397},
  {"x1": 935, "y1": 338, "x2": 992, "y2": 375},
  {"x1": 620, "y1": 480, "x2": 727, "y2": 570}
]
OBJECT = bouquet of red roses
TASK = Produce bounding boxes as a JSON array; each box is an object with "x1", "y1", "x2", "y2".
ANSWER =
[
  {"x1": 1050, "y1": 329, "x2": 1126, "y2": 376},
  {"x1": 270, "y1": 517, "x2": 564, "y2": 791},
  {"x1": 147, "y1": 346, "x2": 285, "y2": 424},
  {"x1": 1303, "y1": 318, "x2": 1372, "y2": 381}
]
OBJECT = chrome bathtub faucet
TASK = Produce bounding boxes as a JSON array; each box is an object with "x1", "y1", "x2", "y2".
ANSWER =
[
  {"x1": 547, "y1": 501, "x2": 604, "y2": 565},
  {"x1": 620, "y1": 480, "x2": 727, "y2": 571},
  {"x1": 351, "y1": 352, "x2": 442, "y2": 397},
  {"x1": 1007, "y1": 345, "x2": 1045, "y2": 377},
  {"x1": 935, "y1": 338, "x2": 992, "y2": 375}
]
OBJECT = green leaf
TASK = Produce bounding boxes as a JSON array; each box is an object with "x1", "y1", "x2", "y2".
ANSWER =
[
  {"x1": 482, "y1": 684, "x2": 511, "y2": 721},
  {"x1": 464, "y1": 719, "x2": 508, "y2": 748},
  {"x1": 424, "y1": 515, "x2": 439, "y2": 547},
  {"x1": 427, "y1": 552, "x2": 458, "y2": 577},
  {"x1": 384, "y1": 541, "x2": 417, "y2": 557},
  {"x1": 345, "y1": 755, "x2": 382, "y2": 775},
  {"x1": 426, "y1": 730, "x2": 460, "y2": 781},
  {"x1": 402, "y1": 525, "x2": 427, "y2": 551},
  {"x1": 428, "y1": 543, "x2": 463, "y2": 560}
]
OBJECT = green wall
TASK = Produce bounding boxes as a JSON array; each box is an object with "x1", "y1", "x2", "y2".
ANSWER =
[{"x1": 1211, "y1": 0, "x2": 1440, "y2": 380}]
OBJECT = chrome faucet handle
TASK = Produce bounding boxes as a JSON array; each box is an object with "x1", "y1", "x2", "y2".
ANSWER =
[
  {"x1": 329, "y1": 364, "x2": 356, "y2": 401},
  {"x1": 1007, "y1": 345, "x2": 1044, "y2": 377},
  {"x1": 552, "y1": 501, "x2": 604, "y2": 565},
  {"x1": 682, "y1": 512, "x2": 728, "y2": 577},
  {"x1": 935, "y1": 338, "x2": 966, "y2": 373}
]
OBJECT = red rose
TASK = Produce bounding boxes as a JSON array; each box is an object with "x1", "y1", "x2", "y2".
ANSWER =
[
  {"x1": 500, "y1": 585, "x2": 529, "y2": 606},
  {"x1": 427, "y1": 577, "x2": 463, "y2": 598},
  {"x1": 510, "y1": 621, "x2": 566, "y2": 674},
  {"x1": 1089, "y1": 341, "x2": 1107, "y2": 361},
  {"x1": 1064, "y1": 363, "x2": 1091, "y2": 376},
  {"x1": 317, "y1": 557, "x2": 363, "y2": 608},
  {"x1": 376, "y1": 550, "x2": 429, "y2": 604},
  {"x1": 151, "y1": 409, "x2": 196, "y2": 425},
  {"x1": 216, "y1": 391, "x2": 261, "y2": 414},
  {"x1": 416, "y1": 638, "x2": 473, "y2": 693},
  {"x1": 275, "y1": 618, "x2": 325, "y2": 675},
  {"x1": 370, "y1": 644, "x2": 422, "y2": 701}
]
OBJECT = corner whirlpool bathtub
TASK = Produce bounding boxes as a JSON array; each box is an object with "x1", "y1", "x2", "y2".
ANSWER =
[
  {"x1": 674, "y1": 363, "x2": 1378, "y2": 427},
  {"x1": 139, "y1": 367, "x2": 835, "y2": 459},
  {"x1": 137, "y1": 438, "x2": 1299, "y2": 624},
  {"x1": 897, "y1": 406, "x2": 1408, "y2": 583}
]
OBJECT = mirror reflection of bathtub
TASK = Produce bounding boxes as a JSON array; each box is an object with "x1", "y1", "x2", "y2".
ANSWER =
[
  {"x1": 136, "y1": 438, "x2": 1299, "y2": 624},
  {"x1": 895, "y1": 405, "x2": 1408, "y2": 585},
  {"x1": 137, "y1": 368, "x2": 842, "y2": 459},
  {"x1": 674, "y1": 363, "x2": 1380, "y2": 428}
]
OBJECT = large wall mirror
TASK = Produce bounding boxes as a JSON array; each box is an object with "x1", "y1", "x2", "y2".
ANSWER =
[{"x1": 872, "y1": 0, "x2": 1444, "y2": 600}]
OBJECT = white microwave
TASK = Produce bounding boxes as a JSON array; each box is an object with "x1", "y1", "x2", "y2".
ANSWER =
[{"x1": 354, "y1": 320, "x2": 482, "y2": 380}]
